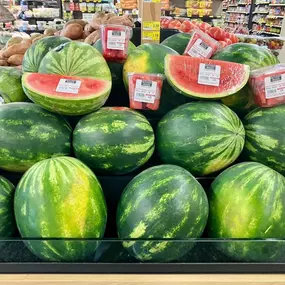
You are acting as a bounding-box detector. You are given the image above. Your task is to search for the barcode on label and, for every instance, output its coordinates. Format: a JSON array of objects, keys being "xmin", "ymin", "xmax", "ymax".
[
  {"xmin": 108, "ymin": 41, "xmax": 118, "ymax": 46},
  {"xmin": 205, "ymin": 64, "xmax": 216, "ymax": 71},
  {"xmin": 270, "ymin": 75, "xmax": 282, "ymax": 82},
  {"xmin": 199, "ymin": 76, "xmax": 210, "ymax": 81},
  {"xmin": 141, "ymin": 80, "xmax": 153, "ymax": 87},
  {"xmin": 135, "ymin": 92, "xmax": 145, "ymax": 98},
  {"xmin": 267, "ymin": 89, "xmax": 277, "ymax": 94},
  {"xmin": 112, "ymin": 31, "xmax": 122, "ymax": 36},
  {"xmin": 65, "ymin": 79, "xmax": 77, "ymax": 84},
  {"xmin": 199, "ymin": 41, "xmax": 209, "ymax": 50}
]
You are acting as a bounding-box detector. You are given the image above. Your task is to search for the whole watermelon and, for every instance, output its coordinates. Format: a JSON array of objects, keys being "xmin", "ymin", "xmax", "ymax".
[
  {"xmin": 0, "ymin": 103, "xmax": 72, "ymax": 172},
  {"xmin": 14, "ymin": 156, "xmax": 107, "ymax": 262},
  {"xmin": 212, "ymin": 43, "xmax": 279, "ymax": 117},
  {"xmin": 73, "ymin": 107, "xmax": 155, "ymax": 174},
  {"xmin": 22, "ymin": 36, "xmax": 71, "ymax": 73},
  {"xmin": 0, "ymin": 176, "xmax": 16, "ymax": 237},
  {"xmin": 208, "ymin": 162, "xmax": 285, "ymax": 262},
  {"xmin": 156, "ymin": 102, "xmax": 245, "ymax": 176},
  {"xmin": 123, "ymin": 43, "xmax": 192, "ymax": 117},
  {"xmin": 160, "ymin": 32, "xmax": 192, "ymax": 54},
  {"xmin": 242, "ymin": 105, "xmax": 285, "ymax": 175},
  {"xmin": 117, "ymin": 164, "xmax": 209, "ymax": 262},
  {"xmin": 0, "ymin": 67, "xmax": 27, "ymax": 103}
]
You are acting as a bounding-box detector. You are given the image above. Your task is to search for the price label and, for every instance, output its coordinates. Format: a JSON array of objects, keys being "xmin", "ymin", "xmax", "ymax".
[
  {"xmin": 188, "ymin": 39, "xmax": 213, "ymax": 59},
  {"xmin": 56, "ymin": 79, "xmax": 81, "ymax": 94},
  {"xmin": 107, "ymin": 30, "xmax": 126, "ymax": 50},
  {"xmin": 142, "ymin": 31, "xmax": 160, "ymax": 42},
  {"xmin": 144, "ymin": 0, "xmax": 161, "ymax": 3},
  {"xmin": 134, "ymin": 79, "xmax": 157, "ymax": 103},
  {"xmin": 143, "ymin": 21, "xmax": 160, "ymax": 30},
  {"xmin": 264, "ymin": 74, "xmax": 285, "ymax": 99},
  {"xmin": 198, "ymin": 63, "xmax": 221, "ymax": 87}
]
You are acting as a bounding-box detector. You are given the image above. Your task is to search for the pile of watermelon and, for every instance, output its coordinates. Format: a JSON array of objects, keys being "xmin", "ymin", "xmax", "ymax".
[{"xmin": 0, "ymin": 28, "xmax": 284, "ymax": 264}]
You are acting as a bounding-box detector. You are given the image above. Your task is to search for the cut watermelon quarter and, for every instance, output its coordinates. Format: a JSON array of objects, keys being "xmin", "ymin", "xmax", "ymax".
[
  {"xmin": 22, "ymin": 73, "xmax": 112, "ymax": 116},
  {"xmin": 165, "ymin": 55, "xmax": 250, "ymax": 99}
]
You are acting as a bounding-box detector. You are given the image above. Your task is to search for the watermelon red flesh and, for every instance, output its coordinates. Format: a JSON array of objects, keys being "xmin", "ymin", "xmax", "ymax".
[
  {"xmin": 22, "ymin": 73, "xmax": 111, "ymax": 116},
  {"xmin": 165, "ymin": 55, "xmax": 250, "ymax": 99}
]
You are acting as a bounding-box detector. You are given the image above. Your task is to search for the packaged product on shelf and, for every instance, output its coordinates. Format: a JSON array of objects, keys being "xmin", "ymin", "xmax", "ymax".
[
  {"xmin": 128, "ymin": 73, "xmax": 165, "ymax": 110},
  {"xmin": 250, "ymin": 64, "xmax": 285, "ymax": 107},
  {"xmin": 100, "ymin": 24, "xmax": 132, "ymax": 62},
  {"xmin": 183, "ymin": 30, "xmax": 220, "ymax": 59},
  {"xmin": 79, "ymin": 2, "xmax": 87, "ymax": 12}
]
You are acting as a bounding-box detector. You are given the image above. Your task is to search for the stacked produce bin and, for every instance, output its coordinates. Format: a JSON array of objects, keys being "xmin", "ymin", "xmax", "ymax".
[{"xmin": 0, "ymin": 15, "xmax": 285, "ymax": 273}]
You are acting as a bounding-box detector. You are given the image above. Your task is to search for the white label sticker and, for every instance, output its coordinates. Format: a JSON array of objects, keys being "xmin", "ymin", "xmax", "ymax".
[
  {"xmin": 264, "ymin": 74, "xmax": 285, "ymax": 99},
  {"xmin": 107, "ymin": 30, "xmax": 126, "ymax": 50},
  {"xmin": 188, "ymin": 39, "xmax": 213, "ymax": 59},
  {"xmin": 134, "ymin": 79, "xmax": 157, "ymax": 103},
  {"xmin": 198, "ymin": 63, "xmax": 221, "ymax": 87},
  {"xmin": 56, "ymin": 79, "xmax": 81, "ymax": 94}
]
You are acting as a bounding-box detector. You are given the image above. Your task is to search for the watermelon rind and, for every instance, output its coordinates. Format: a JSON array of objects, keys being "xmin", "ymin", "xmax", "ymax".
[
  {"xmin": 117, "ymin": 164, "xmax": 209, "ymax": 262},
  {"xmin": 156, "ymin": 101, "xmax": 245, "ymax": 176},
  {"xmin": 22, "ymin": 73, "xmax": 112, "ymax": 116},
  {"xmin": 14, "ymin": 156, "xmax": 107, "ymax": 262},
  {"xmin": 208, "ymin": 161, "xmax": 285, "ymax": 262},
  {"xmin": 242, "ymin": 105, "xmax": 285, "ymax": 175},
  {"xmin": 73, "ymin": 107, "xmax": 155, "ymax": 174},
  {"xmin": 0, "ymin": 102, "xmax": 72, "ymax": 172},
  {"xmin": 164, "ymin": 55, "xmax": 250, "ymax": 99}
]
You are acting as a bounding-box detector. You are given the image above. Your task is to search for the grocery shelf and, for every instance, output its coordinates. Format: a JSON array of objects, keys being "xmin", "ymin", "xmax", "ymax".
[
  {"xmin": 269, "ymin": 3, "xmax": 285, "ymax": 5},
  {"xmin": 265, "ymin": 24, "xmax": 282, "ymax": 28},
  {"xmin": 225, "ymin": 20, "xmax": 248, "ymax": 23},
  {"xmin": 253, "ymin": 11, "xmax": 269, "ymax": 14},
  {"xmin": 255, "ymin": 2, "xmax": 270, "ymax": 3},
  {"xmin": 258, "ymin": 30, "xmax": 281, "ymax": 35},
  {"xmin": 227, "ymin": 10, "xmax": 249, "ymax": 13},
  {"xmin": 228, "ymin": 4, "xmax": 238, "ymax": 6},
  {"xmin": 267, "ymin": 15, "xmax": 284, "ymax": 18}
]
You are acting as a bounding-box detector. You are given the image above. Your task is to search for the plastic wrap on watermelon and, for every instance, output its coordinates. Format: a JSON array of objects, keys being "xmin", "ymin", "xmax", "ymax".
[
  {"xmin": 128, "ymin": 73, "xmax": 165, "ymax": 111},
  {"xmin": 183, "ymin": 30, "xmax": 221, "ymax": 59},
  {"xmin": 250, "ymin": 64, "xmax": 285, "ymax": 107}
]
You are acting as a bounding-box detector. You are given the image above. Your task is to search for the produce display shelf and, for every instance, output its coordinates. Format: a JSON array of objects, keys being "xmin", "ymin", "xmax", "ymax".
[
  {"xmin": 255, "ymin": 1, "xmax": 270, "ymax": 3},
  {"xmin": 227, "ymin": 10, "xmax": 249, "ymax": 13},
  {"xmin": 265, "ymin": 24, "xmax": 282, "ymax": 27},
  {"xmin": 259, "ymin": 30, "xmax": 281, "ymax": 35},
  {"xmin": 269, "ymin": 3, "xmax": 285, "ymax": 5},
  {"xmin": 253, "ymin": 11, "xmax": 269, "ymax": 13},
  {"xmin": 228, "ymin": 4, "xmax": 238, "ymax": 6},
  {"xmin": 225, "ymin": 20, "xmax": 247, "ymax": 23}
]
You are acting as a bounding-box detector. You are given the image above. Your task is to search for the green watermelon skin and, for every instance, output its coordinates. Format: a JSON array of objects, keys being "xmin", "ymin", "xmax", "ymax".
[
  {"xmin": 73, "ymin": 107, "xmax": 155, "ymax": 175},
  {"xmin": 0, "ymin": 67, "xmax": 27, "ymax": 103},
  {"xmin": 208, "ymin": 162, "xmax": 285, "ymax": 262},
  {"xmin": 0, "ymin": 103, "xmax": 72, "ymax": 172},
  {"xmin": 243, "ymin": 105, "xmax": 285, "ymax": 175},
  {"xmin": 0, "ymin": 176, "xmax": 16, "ymax": 237},
  {"xmin": 38, "ymin": 41, "xmax": 111, "ymax": 81},
  {"xmin": 156, "ymin": 102, "xmax": 245, "ymax": 176},
  {"xmin": 160, "ymin": 32, "xmax": 192, "ymax": 54},
  {"xmin": 22, "ymin": 36, "xmax": 71, "ymax": 73},
  {"xmin": 14, "ymin": 156, "xmax": 107, "ymax": 262},
  {"xmin": 117, "ymin": 164, "xmax": 209, "ymax": 262},
  {"xmin": 123, "ymin": 43, "xmax": 192, "ymax": 117},
  {"xmin": 212, "ymin": 43, "xmax": 279, "ymax": 69}
]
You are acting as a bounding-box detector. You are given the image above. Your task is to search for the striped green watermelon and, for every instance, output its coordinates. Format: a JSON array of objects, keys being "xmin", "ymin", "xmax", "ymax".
[
  {"xmin": 212, "ymin": 43, "xmax": 279, "ymax": 116},
  {"xmin": 0, "ymin": 67, "xmax": 27, "ymax": 104},
  {"xmin": 123, "ymin": 43, "xmax": 192, "ymax": 116},
  {"xmin": 242, "ymin": 105, "xmax": 285, "ymax": 175},
  {"xmin": 22, "ymin": 36, "xmax": 71, "ymax": 73},
  {"xmin": 160, "ymin": 32, "xmax": 192, "ymax": 54},
  {"xmin": 156, "ymin": 102, "xmax": 245, "ymax": 176},
  {"xmin": 22, "ymin": 41, "xmax": 112, "ymax": 116},
  {"xmin": 14, "ymin": 156, "xmax": 107, "ymax": 262},
  {"xmin": 73, "ymin": 107, "xmax": 154, "ymax": 174},
  {"xmin": 0, "ymin": 103, "xmax": 72, "ymax": 172},
  {"xmin": 208, "ymin": 162, "xmax": 285, "ymax": 262},
  {"xmin": 0, "ymin": 176, "xmax": 16, "ymax": 237},
  {"xmin": 117, "ymin": 164, "xmax": 209, "ymax": 262}
]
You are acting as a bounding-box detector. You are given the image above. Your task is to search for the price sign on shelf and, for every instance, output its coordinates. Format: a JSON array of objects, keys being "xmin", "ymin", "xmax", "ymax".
[
  {"xmin": 142, "ymin": 31, "xmax": 160, "ymax": 42},
  {"xmin": 143, "ymin": 21, "xmax": 160, "ymax": 30},
  {"xmin": 198, "ymin": 63, "xmax": 221, "ymax": 87}
]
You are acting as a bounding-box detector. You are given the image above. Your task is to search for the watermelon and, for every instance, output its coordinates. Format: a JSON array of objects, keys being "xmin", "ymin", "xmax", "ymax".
[
  {"xmin": 116, "ymin": 164, "xmax": 209, "ymax": 262},
  {"xmin": 22, "ymin": 41, "xmax": 112, "ymax": 115},
  {"xmin": 212, "ymin": 43, "xmax": 279, "ymax": 69},
  {"xmin": 22, "ymin": 73, "xmax": 112, "ymax": 116},
  {"xmin": 164, "ymin": 55, "xmax": 250, "ymax": 99},
  {"xmin": 14, "ymin": 156, "xmax": 107, "ymax": 262},
  {"xmin": 208, "ymin": 162, "xmax": 285, "ymax": 262},
  {"xmin": 123, "ymin": 43, "xmax": 192, "ymax": 116},
  {"xmin": 160, "ymin": 32, "xmax": 192, "ymax": 54},
  {"xmin": 0, "ymin": 103, "xmax": 72, "ymax": 172},
  {"xmin": 0, "ymin": 176, "xmax": 16, "ymax": 237},
  {"xmin": 242, "ymin": 105, "xmax": 285, "ymax": 175},
  {"xmin": 22, "ymin": 36, "xmax": 71, "ymax": 73},
  {"xmin": 73, "ymin": 107, "xmax": 155, "ymax": 175},
  {"xmin": 0, "ymin": 67, "xmax": 27, "ymax": 103},
  {"xmin": 156, "ymin": 102, "xmax": 245, "ymax": 176},
  {"xmin": 213, "ymin": 43, "xmax": 278, "ymax": 116}
]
